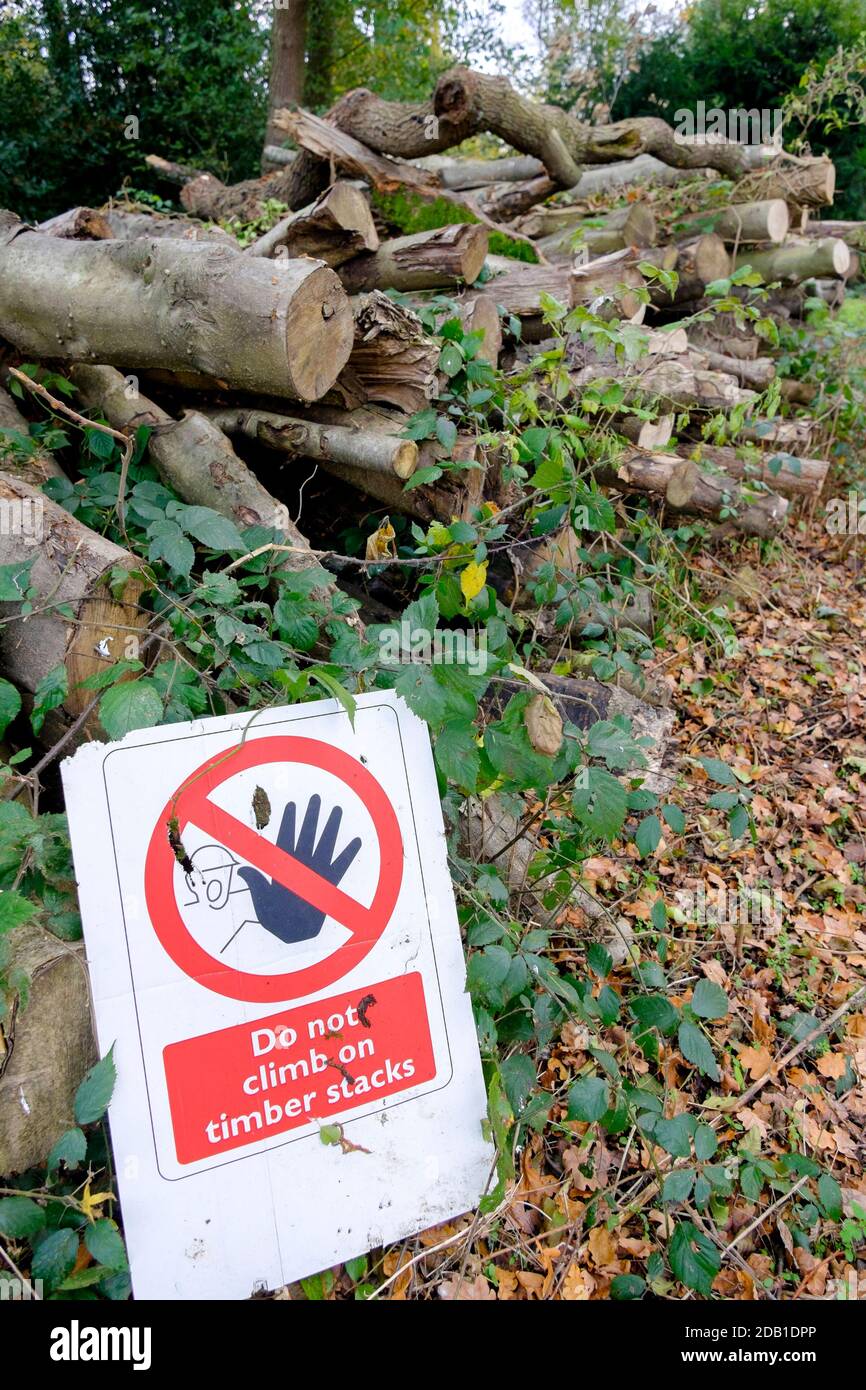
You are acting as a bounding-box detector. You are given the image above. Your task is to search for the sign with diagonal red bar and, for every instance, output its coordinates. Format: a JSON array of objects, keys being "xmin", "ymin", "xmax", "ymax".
[{"xmin": 144, "ymin": 735, "xmax": 404, "ymax": 1003}]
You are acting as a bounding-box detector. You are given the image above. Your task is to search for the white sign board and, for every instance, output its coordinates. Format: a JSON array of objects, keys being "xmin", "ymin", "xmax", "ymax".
[{"xmin": 62, "ymin": 692, "xmax": 492, "ymax": 1300}]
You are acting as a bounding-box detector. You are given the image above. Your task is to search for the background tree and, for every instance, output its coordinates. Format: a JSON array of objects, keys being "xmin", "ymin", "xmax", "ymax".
[{"xmin": 265, "ymin": 0, "xmax": 308, "ymax": 149}]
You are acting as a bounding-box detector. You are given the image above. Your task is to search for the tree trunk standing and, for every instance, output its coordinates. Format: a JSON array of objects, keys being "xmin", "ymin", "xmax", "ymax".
[
  {"xmin": 0, "ymin": 217, "xmax": 354, "ymax": 402},
  {"xmin": 304, "ymin": 0, "xmax": 338, "ymax": 109},
  {"xmin": 265, "ymin": 0, "xmax": 308, "ymax": 150}
]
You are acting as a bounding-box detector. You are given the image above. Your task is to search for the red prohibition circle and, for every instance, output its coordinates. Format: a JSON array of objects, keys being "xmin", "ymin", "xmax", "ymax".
[{"xmin": 144, "ymin": 735, "xmax": 404, "ymax": 1002}]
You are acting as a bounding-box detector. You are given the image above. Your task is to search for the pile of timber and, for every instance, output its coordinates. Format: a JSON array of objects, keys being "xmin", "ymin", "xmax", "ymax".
[
  {"xmin": 1, "ymin": 69, "xmax": 856, "ymax": 1173},
  {"xmin": 0, "ymin": 69, "xmax": 851, "ymax": 735}
]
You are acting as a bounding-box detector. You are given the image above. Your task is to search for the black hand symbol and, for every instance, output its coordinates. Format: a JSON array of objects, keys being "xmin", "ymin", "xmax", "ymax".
[{"xmin": 238, "ymin": 795, "xmax": 361, "ymax": 945}]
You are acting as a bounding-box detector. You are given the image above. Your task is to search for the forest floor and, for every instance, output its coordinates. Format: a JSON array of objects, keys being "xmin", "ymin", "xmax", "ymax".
[{"xmin": 323, "ymin": 515, "xmax": 866, "ymax": 1301}]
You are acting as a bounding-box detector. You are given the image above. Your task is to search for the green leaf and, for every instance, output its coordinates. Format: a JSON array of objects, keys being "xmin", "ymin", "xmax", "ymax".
[
  {"xmin": 586, "ymin": 719, "xmax": 646, "ymax": 770},
  {"xmin": 435, "ymin": 415, "xmax": 458, "ymax": 450},
  {"xmin": 176, "ymin": 506, "xmax": 244, "ymax": 551},
  {"xmin": 587, "ymin": 942, "xmax": 612, "ymax": 979},
  {"xmin": 691, "ymin": 979, "xmax": 729, "ymax": 1020},
  {"xmin": 0, "ymin": 1196, "xmax": 46, "ymax": 1238},
  {"xmin": 729, "ymin": 803, "xmax": 751, "ymax": 840},
  {"xmin": 669, "ymin": 1220, "xmax": 720, "ymax": 1296},
  {"xmin": 635, "ymin": 814, "xmax": 663, "ymax": 857},
  {"xmin": 0, "ymin": 889, "xmax": 37, "ymax": 934},
  {"xmin": 74, "ymin": 1047, "xmax": 116, "ymax": 1125},
  {"xmin": 85, "ymin": 1219, "xmax": 127, "ymax": 1271},
  {"xmin": 566, "ymin": 1075, "xmax": 610, "ymax": 1123},
  {"xmin": 31, "ymin": 663, "xmax": 68, "ymax": 734},
  {"xmin": 76, "ymin": 659, "xmax": 144, "ymax": 692},
  {"xmin": 403, "ymin": 465, "xmax": 444, "ymax": 491},
  {"xmin": 99, "ymin": 680, "xmax": 163, "ymax": 739},
  {"xmin": 678, "ymin": 1020, "xmax": 720, "ymax": 1081},
  {"xmin": 740, "ymin": 1162, "xmax": 764, "ymax": 1202},
  {"xmin": 434, "ymin": 720, "xmax": 480, "ymax": 792},
  {"xmin": 630, "ymin": 994, "xmax": 679, "ymax": 1037},
  {"xmin": 501, "ymin": 1053, "xmax": 536, "ymax": 1116},
  {"xmin": 47, "ymin": 1127, "xmax": 88, "ymax": 1174},
  {"xmin": 274, "ymin": 594, "xmax": 319, "ymax": 651},
  {"xmin": 439, "ymin": 343, "xmax": 464, "ymax": 377},
  {"xmin": 654, "ymin": 1113, "xmax": 695, "ymax": 1158},
  {"xmin": 817, "ymin": 1171, "xmax": 843, "ymax": 1221},
  {"xmin": 147, "ymin": 518, "xmax": 195, "ymax": 576},
  {"xmin": 662, "ymin": 804, "xmax": 686, "ymax": 834},
  {"xmin": 31, "ymin": 1228, "xmax": 79, "ymax": 1289},
  {"xmin": 662, "ymin": 1168, "xmax": 697, "ymax": 1203},
  {"xmin": 694, "ymin": 1124, "xmax": 718, "ymax": 1161},
  {"xmin": 0, "ymin": 558, "xmax": 34, "ymax": 601},
  {"xmin": 0, "ymin": 679, "xmax": 21, "ymax": 737},
  {"xmin": 572, "ymin": 767, "xmax": 628, "ymax": 840},
  {"xmin": 700, "ymin": 756, "xmax": 737, "ymax": 786},
  {"xmin": 610, "ymin": 1274, "xmax": 645, "ymax": 1300}
]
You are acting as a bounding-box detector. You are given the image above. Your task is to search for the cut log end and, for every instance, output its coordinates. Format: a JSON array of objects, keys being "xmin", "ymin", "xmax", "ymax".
[{"xmin": 283, "ymin": 262, "xmax": 357, "ymax": 401}]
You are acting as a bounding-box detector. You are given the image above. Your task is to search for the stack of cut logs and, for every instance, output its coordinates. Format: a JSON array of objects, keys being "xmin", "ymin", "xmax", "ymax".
[
  {"xmin": 0, "ymin": 65, "xmax": 857, "ymax": 739},
  {"xmin": 2, "ymin": 65, "xmax": 861, "ymax": 1174}
]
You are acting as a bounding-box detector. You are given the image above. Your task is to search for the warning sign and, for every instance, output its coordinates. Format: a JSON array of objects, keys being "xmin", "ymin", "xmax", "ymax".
[{"xmin": 62, "ymin": 693, "xmax": 492, "ymax": 1301}]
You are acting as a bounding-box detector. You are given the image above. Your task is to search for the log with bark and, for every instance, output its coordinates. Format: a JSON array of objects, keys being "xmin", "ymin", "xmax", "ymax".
[
  {"xmin": 687, "ymin": 348, "xmax": 776, "ymax": 391},
  {"xmin": 100, "ymin": 207, "xmax": 239, "ymax": 246},
  {"xmin": 204, "ymin": 406, "xmax": 419, "ymax": 480},
  {"xmin": 650, "ymin": 234, "xmax": 731, "ymax": 305},
  {"xmin": 570, "ymin": 357, "xmax": 756, "ymax": 413},
  {"xmin": 0, "ymin": 213, "xmax": 354, "ymax": 402},
  {"xmin": 243, "ymin": 180, "xmax": 379, "ymax": 264},
  {"xmin": 37, "ymin": 206, "xmax": 113, "ymax": 240},
  {"xmin": 671, "ymin": 198, "xmax": 790, "ymax": 246},
  {"xmin": 0, "ymin": 923, "xmax": 95, "ymax": 1176},
  {"xmin": 802, "ymin": 218, "xmax": 866, "ymax": 249},
  {"xmin": 734, "ymin": 155, "xmax": 836, "ymax": 211},
  {"xmin": 734, "ymin": 237, "xmax": 851, "ymax": 284},
  {"xmin": 603, "ymin": 450, "xmax": 789, "ymax": 536},
  {"xmin": 412, "ymin": 154, "xmax": 547, "ymax": 188},
  {"xmin": 676, "ymin": 442, "xmax": 828, "ymax": 498},
  {"xmin": 0, "ymin": 473, "xmax": 148, "ymax": 715},
  {"xmin": 688, "ymin": 321, "xmax": 760, "ymax": 360},
  {"xmin": 518, "ymin": 201, "xmax": 657, "ymax": 250},
  {"xmin": 272, "ymin": 107, "xmax": 539, "ymax": 256},
  {"xmin": 570, "ymin": 246, "xmax": 653, "ymax": 322},
  {"xmin": 475, "ymin": 175, "xmax": 558, "ymax": 222},
  {"xmin": 338, "ymin": 223, "xmax": 488, "ymax": 293},
  {"xmin": 457, "ymin": 292, "xmax": 503, "ymax": 366}
]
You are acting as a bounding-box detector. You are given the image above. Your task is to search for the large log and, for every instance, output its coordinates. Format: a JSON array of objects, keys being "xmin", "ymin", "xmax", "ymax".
[
  {"xmin": 204, "ymin": 407, "xmax": 418, "ymax": 479},
  {"xmin": 269, "ymin": 68, "xmax": 749, "ymax": 219},
  {"xmin": 651, "ymin": 234, "xmax": 731, "ymax": 305},
  {"xmin": 0, "ymin": 213, "xmax": 354, "ymax": 402},
  {"xmin": 413, "ymin": 154, "xmax": 546, "ymax": 188},
  {"xmin": 734, "ymin": 155, "xmax": 836, "ymax": 210},
  {"xmin": 0, "ymin": 924, "xmax": 95, "ymax": 1177},
  {"xmin": 567, "ymin": 154, "xmax": 715, "ymax": 199},
  {"xmin": 0, "ymin": 473, "xmax": 148, "ymax": 713},
  {"xmin": 688, "ymin": 321, "xmax": 760, "ymax": 360},
  {"xmin": 571, "ymin": 246, "xmax": 653, "ymax": 321},
  {"xmin": 0, "ymin": 383, "xmax": 66, "ymax": 487},
  {"xmin": 803, "ymin": 218, "xmax": 866, "ymax": 249},
  {"xmin": 672, "ymin": 199, "xmax": 789, "ymax": 246},
  {"xmin": 606, "ymin": 450, "xmax": 789, "ymax": 536},
  {"xmin": 475, "ymin": 175, "xmax": 558, "ymax": 222},
  {"xmin": 243, "ymin": 181, "xmax": 379, "ymax": 265},
  {"xmin": 338, "ymin": 223, "xmax": 488, "ymax": 293},
  {"xmin": 677, "ymin": 442, "xmax": 828, "ymax": 498},
  {"xmin": 734, "ymin": 237, "xmax": 851, "ymax": 284},
  {"xmin": 518, "ymin": 201, "xmax": 657, "ymax": 247},
  {"xmin": 571, "ymin": 357, "xmax": 755, "ymax": 413},
  {"xmin": 69, "ymin": 365, "xmax": 310, "ymax": 541},
  {"xmin": 687, "ymin": 348, "xmax": 776, "ymax": 391}
]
